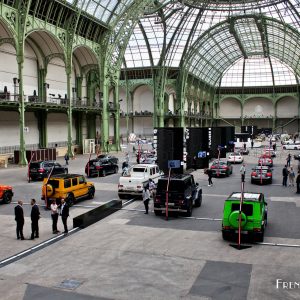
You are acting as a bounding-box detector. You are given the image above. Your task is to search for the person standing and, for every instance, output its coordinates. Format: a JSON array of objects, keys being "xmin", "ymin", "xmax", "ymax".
[
  {"xmin": 207, "ymin": 168, "xmax": 213, "ymax": 186},
  {"xmin": 50, "ymin": 199, "xmax": 60, "ymax": 234},
  {"xmin": 251, "ymin": 140, "xmax": 254, "ymax": 149},
  {"xmin": 142, "ymin": 184, "xmax": 150, "ymax": 214},
  {"xmin": 64, "ymin": 152, "xmax": 69, "ymax": 165},
  {"xmin": 14, "ymin": 200, "xmax": 24, "ymax": 240},
  {"xmin": 60, "ymin": 198, "xmax": 69, "ymax": 234},
  {"xmin": 286, "ymin": 153, "xmax": 291, "ymax": 167},
  {"xmin": 240, "ymin": 163, "xmax": 246, "ymax": 182},
  {"xmin": 296, "ymin": 171, "xmax": 300, "ymax": 193},
  {"xmin": 30, "ymin": 199, "xmax": 40, "ymax": 240},
  {"xmin": 288, "ymin": 166, "xmax": 295, "ymax": 187},
  {"xmin": 149, "ymin": 178, "xmax": 156, "ymax": 199},
  {"xmin": 282, "ymin": 165, "xmax": 289, "ymax": 187}
]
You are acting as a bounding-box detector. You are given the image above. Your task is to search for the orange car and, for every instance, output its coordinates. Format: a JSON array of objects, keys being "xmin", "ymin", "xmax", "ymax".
[{"xmin": 0, "ymin": 185, "xmax": 13, "ymax": 204}]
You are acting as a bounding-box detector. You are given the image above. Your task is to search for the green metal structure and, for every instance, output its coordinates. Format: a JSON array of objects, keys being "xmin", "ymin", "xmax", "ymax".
[{"xmin": 0, "ymin": 1, "xmax": 300, "ymax": 164}]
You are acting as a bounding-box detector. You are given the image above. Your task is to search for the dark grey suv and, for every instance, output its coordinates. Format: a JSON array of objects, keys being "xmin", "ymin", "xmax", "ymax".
[
  {"xmin": 154, "ymin": 174, "xmax": 202, "ymax": 217},
  {"xmin": 29, "ymin": 161, "xmax": 68, "ymax": 181}
]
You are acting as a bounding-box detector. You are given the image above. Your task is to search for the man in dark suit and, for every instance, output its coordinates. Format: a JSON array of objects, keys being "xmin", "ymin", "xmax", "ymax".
[
  {"xmin": 60, "ymin": 198, "xmax": 69, "ymax": 234},
  {"xmin": 14, "ymin": 200, "xmax": 25, "ymax": 240},
  {"xmin": 30, "ymin": 199, "xmax": 40, "ymax": 239}
]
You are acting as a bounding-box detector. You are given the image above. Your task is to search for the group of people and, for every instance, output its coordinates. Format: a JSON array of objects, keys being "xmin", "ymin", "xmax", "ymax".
[
  {"xmin": 282, "ymin": 165, "xmax": 300, "ymax": 192},
  {"xmin": 14, "ymin": 198, "xmax": 70, "ymax": 240}
]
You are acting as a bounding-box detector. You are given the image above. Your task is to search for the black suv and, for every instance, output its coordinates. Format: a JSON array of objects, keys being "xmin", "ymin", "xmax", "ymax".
[
  {"xmin": 85, "ymin": 157, "xmax": 119, "ymax": 177},
  {"xmin": 29, "ymin": 161, "xmax": 68, "ymax": 181},
  {"xmin": 154, "ymin": 174, "xmax": 202, "ymax": 217}
]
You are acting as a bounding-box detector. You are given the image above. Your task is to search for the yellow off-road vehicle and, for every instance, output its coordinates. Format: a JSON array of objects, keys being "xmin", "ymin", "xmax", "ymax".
[{"xmin": 42, "ymin": 174, "xmax": 95, "ymax": 208}]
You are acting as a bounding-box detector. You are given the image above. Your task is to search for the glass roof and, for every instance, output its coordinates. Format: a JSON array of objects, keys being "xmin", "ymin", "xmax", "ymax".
[
  {"xmin": 123, "ymin": 0, "xmax": 300, "ymax": 87},
  {"xmin": 65, "ymin": 0, "xmax": 134, "ymax": 25}
]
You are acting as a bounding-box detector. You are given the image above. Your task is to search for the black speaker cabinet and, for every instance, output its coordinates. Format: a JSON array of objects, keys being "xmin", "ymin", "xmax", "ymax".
[{"xmin": 153, "ymin": 128, "xmax": 184, "ymax": 174}]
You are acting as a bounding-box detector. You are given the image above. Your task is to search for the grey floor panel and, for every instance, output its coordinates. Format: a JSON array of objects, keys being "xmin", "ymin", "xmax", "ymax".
[
  {"xmin": 189, "ymin": 261, "xmax": 252, "ymax": 300},
  {"xmin": 24, "ymin": 284, "xmax": 111, "ymax": 300}
]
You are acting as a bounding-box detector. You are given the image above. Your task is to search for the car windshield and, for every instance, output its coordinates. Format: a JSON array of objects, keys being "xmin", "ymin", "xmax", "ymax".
[
  {"xmin": 30, "ymin": 162, "xmax": 41, "ymax": 168},
  {"xmin": 132, "ymin": 167, "xmax": 146, "ymax": 173},
  {"xmin": 231, "ymin": 203, "xmax": 253, "ymax": 216},
  {"xmin": 212, "ymin": 161, "xmax": 226, "ymax": 166}
]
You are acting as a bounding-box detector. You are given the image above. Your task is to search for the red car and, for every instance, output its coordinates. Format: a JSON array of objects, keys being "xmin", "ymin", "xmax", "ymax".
[
  {"xmin": 0, "ymin": 185, "xmax": 13, "ymax": 204},
  {"xmin": 251, "ymin": 166, "xmax": 273, "ymax": 184},
  {"xmin": 258, "ymin": 155, "xmax": 273, "ymax": 167}
]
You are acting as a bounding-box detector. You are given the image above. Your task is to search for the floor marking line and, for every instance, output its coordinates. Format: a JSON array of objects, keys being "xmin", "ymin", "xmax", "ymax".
[{"xmin": 258, "ymin": 242, "xmax": 300, "ymax": 248}]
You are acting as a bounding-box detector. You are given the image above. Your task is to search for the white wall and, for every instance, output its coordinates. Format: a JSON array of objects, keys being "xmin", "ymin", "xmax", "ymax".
[
  {"xmin": 24, "ymin": 112, "xmax": 39, "ymax": 145},
  {"xmin": 0, "ymin": 111, "xmax": 19, "ymax": 146},
  {"xmin": 23, "ymin": 43, "xmax": 38, "ymax": 97},
  {"xmin": 47, "ymin": 113, "xmax": 68, "ymax": 143},
  {"xmin": 219, "ymin": 98, "xmax": 241, "ymax": 117},
  {"xmin": 277, "ymin": 97, "xmax": 298, "ymax": 118},
  {"xmin": 133, "ymin": 86, "xmax": 153, "ymax": 112},
  {"xmin": 46, "ymin": 58, "xmax": 67, "ymax": 100},
  {"xmin": 133, "ymin": 117, "xmax": 153, "ymax": 136},
  {"xmin": 243, "ymin": 98, "xmax": 274, "ymax": 117},
  {"xmin": 0, "ymin": 43, "xmax": 18, "ymax": 93}
]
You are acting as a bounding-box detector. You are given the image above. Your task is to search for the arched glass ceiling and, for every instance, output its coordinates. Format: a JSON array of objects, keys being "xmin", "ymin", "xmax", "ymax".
[
  {"xmin": 221, "ymin": 57, "xmax": 297, "ymax": 87},
  {"xmin": 64, "ymin": 0, "xmax": 134, "ymax": 25},
  {"xmin": 124, "ymin": 0, "xmax": 300, "ymax": 87}
]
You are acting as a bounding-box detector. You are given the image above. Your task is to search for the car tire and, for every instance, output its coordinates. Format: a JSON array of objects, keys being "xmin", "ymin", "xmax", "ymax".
[
  {"xmin": 255, "ymin": 228, "xmax": 264, "ymax": 243},
  {"xmin": 229, "ymin": 211, "xmax": 247, "ymax": 228},
  {"xmin": 2, "ymin": 191, "xmax": 12, "ymax": 204},
  {"xmin": 102, "ymin": 169, "xmax": 106, "ymax": 177},
  {"xmin": 154, "ymin": 209, "xmax": 162, "ymax": 216},
  {"xmin": 222, "ymin": 231, "xmax": 230, "ymax": 241},
  {"xmin": 251, "ymin": 179, "xmax": 254, "ymax": 184},
  {"xmin": 66, "ymin": 193, "xmax": 74, "ymax": 207},
  {"xmin": 185, "ymin": 201, "xmax": 193, "ymax": 217},
  {"xmin": 88, "ymin": 186, "xmax": 95, "ymax": 199},
  {"xmin": 114, "ymin": 166, "xmax": 119, "ymax": 174},
  {"xmin": 283, "ymin": 146, "xmax": 286, "ymax": 150},
  {"xmin": 195, "ymin": 194, "xmax": 202, "ymax": 207}
]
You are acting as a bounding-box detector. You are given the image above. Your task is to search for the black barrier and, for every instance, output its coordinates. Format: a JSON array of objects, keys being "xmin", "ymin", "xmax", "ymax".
[{"xmin": 73, "ymin": 199, "xmax": 122, "ymax": 228}]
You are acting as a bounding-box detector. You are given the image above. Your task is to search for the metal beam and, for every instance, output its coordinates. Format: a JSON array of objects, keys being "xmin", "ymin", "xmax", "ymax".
[
  {"xmin": 255, "ymin": 17, "xmax": 269, "ymax": 58},
  {"xmin": 229, "ymin": 18, "xmax": 248, "ymax": 59}
]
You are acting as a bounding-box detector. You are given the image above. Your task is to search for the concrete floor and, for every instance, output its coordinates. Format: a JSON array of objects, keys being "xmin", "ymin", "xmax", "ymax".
[{"xmin": 0, "ymin": 144, "xmax": 300, "ymax": 300}]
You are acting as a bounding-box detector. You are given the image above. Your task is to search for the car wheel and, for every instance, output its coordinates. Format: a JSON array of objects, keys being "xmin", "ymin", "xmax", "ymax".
[
  {"xmin": 283, "ymin": 146, "xmax": 286, "ymax": 150},
  {"xmin": 2, "ymin": 191, "xmax": 12, "ymax": 204},
  {"xmin": 114, "ymin": 166, "xmax": 119, "ymax": 174},
  {"xmin": 64, "ymin": 169, "xmax": 68, "ymax": 174},
  {"xmin": 251, "ymin": 179, "xmax": 254, "ymax": 184},
  {"xmin": 222, "ymin": 231, "xmax": 230, "ymax": 241},
  {"xmin": 66, "ymin": 193, "xmax": 74, "ymax": 207},
  {"xmin": 255, "ymin": 228, "xmax": 264, "ymax": 243},
  {"xmin": 88, "ymin": 186, "xmax": 95, "ymax": 199},
  {"xmin": 185, "ymin": 201, "xmax": 193, "ymax": 217},
  {"xmin": 154, "ymin": 209, "xmax": 162, "ymax": 216},
  {"xmin": 102, "ymin": 169, "xmax": 106, "ymax": 177},
  {"xmin": 229, "ymin": 211, "xmax": 247, "ymax": 228},
  {"xmin": 195, "ymin": 194, "xmax": 202, "ymax": 207}
]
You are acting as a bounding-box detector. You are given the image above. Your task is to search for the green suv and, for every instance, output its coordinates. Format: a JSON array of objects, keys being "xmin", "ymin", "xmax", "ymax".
[{"xmin": 222, "ymin": 192, "xmax": 267, "ymax": 242}]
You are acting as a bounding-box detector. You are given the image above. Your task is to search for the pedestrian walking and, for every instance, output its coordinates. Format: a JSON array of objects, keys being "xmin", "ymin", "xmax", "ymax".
[
  {"xmin": 240, "ymin": 163, "xmax": 246, "ymax": 182},
  {"xmin": 296, "ymin": 171, "xmax": 300, "ymax": 193},
  {"xmin": 282, "ymin": 165, "xmax": 289, "ymax": 187},
  {"xmin": 288, "ymin": 167, "xmax": 295, "ymax": 187},
  {"xmin": 14, "ymin": 200, "xmax": 24, "ymax": 240},
  {"xmin": 50, "ymin": 199, "xmax": 60, "ymax": 234},
  {"xmin": 60, "ymin": 198, "xmax": 69, "ymax": 234},
  {"xmin": 207, "ymin": 168, "xmax": 213, "ymax": 186},
  {"xmin": 30, "ymin": 199, "xmax": 40, "ymax": 240},
  {"xmin": 251, "ymin": 140, "xmax": 254, "ymax": 149},
  {"xmin": 142, "ymin": 184, "xmax": 150, "ymax": 214},
  {"xmin": 243, "ymin": 143, "xmax": 246, "ymax": 151},
  {"xmin": 286, "ymin": 153, "xmax": 291, "ymax": 167},
  {"xmin": 64, "ymin": 152, "xmax": 69, "ymax": 165}
]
